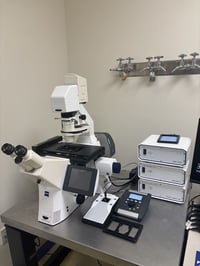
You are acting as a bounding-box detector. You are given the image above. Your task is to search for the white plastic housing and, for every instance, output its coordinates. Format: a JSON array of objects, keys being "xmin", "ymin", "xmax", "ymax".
[
  {"xmin": 64, "ymin": 73, "xmax": 88, "ymax": 103},
  {"xmin": 138, "ymin": 160, "xmax": 190, "ymax": 185},
  {"xmin": 83, "ymin": 193, "xmax": 119, "ymax": 226},
  {"xmin": 38, "ymin": 183, "xmax": 79, "ymax": 225},
  {"xmin": 95, "ymin": 157, "xmax": 117, "ymax": 176},
  {"xmin": 21, "ymin": 150, "xmax": 44, "ymax": 170},
  {"xmin": 51, "ymin": 85, "xmax": 79, "ymax": 113},
  {"xmin": 138, "ymin": 135, "xmax": 191, "ymax": 166},
  {"xmin": 20, "ymin": 157, "xmax": 70, "ymax": 189},
  {"xmin": 138, "ymin": 178, "xmax": 189, "ymax": 204}
]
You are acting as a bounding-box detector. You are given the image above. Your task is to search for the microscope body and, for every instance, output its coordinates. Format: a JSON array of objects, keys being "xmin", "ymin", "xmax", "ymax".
[
  {"xmin": 1, "ymin": 143, "xmax": 80, "ymax": 225},
  {"xmin": 50, "ymin": 73, "xmax": 120, "ymax": 193},
  {"xmin": 35, "ymin": 157, "xmax": 79, "ymax": 225},
  {"xmin": 1, "ymin": 74, "xmax": 120, "ymax": 225},
  {"xmin": 38, "ymin": 180, "xmax": 79, "ymax": 225},
  {"xmin": 51, "ymin": 74, "xmax": 99, "ymax": 145}
]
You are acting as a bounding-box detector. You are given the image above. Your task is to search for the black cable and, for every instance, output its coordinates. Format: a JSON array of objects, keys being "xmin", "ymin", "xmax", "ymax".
[
  {"xmin": 187, "ymin": 194, "xmax": 200, "ymax": 210},
  {"xmin": 187, "ymin": 203, "xmax": 200, "ymax": 211},
  {"xmin": 109, "ymin": 177, "xmax": 131, "ymax": 187},
  {"xmin": 112, "ymin": 183, "xmax": 130, "ymax": 194},
  {"xmin": 189, "ymin": 194, "xmax": 200, "ymax": 202},
  {"xmin": 121, "ymin": 161, "xmax": 138, "ymax": 169},
  {"xmin": 109, "ymin": 169, "xmax": 138, "ymax": 188},
  {"xmin": 106, "ymin": 165, "xmax": 138, "ymax": 195},
  {"xmin": 187, "ymin": 194, "xmax": 200, "ymax": 214},
  {"xmin": 110, "ymin": 175, "xmax": 130, "ymax": 180},
  {"xmin": 187, "ymin": 208, "xmax": 200, "ymax": 220},
  {"xmin": 109, "ymin": 176, "xmax": 134, "ymax": 188},
  {"xmin": 97, "ymin": 259, "xmax": 103, "ymax": 266},
  {"xmin": 186, "ymin": 194, "xmax": 200, "ymax": 231},
  {"xmin": 110, "ymin": 176, "xmax": 136, "ymax": 194}
]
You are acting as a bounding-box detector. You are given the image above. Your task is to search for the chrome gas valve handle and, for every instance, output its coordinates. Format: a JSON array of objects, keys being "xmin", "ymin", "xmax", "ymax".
[
  {"xmin": 116, "ymin": 57, "xmax": 126, "ymax": 71},
  {"xmin": 126, "ymin": 57, "xmax": 134, "ymax": 72},
  {"xmin": 190, "ymin": 52, "xmax": 200, "ymax": 69},
  {"xmin": 141, "ymin": 57, "xmax": 155, "ymax": 81},
  {"xmin": 110, "ymin": 57, "xmax": 126, "ymax": 72},
  {"xmin": 171, "ymin": 54, "xmax": 187, "ymax": 73},
  {"xmin": 154, "ymin": 56, "xmax": 166, "ymax": 72},
  {"xmin": 143, "ymin": 56, "xmax": 153, "ymax": 71}
]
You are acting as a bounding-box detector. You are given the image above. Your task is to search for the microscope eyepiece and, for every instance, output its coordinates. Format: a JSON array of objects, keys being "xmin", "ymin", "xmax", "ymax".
[
  {"xmin": 15, "ymin": 145, "xmax": 27, "ymax": 157},
  {"xmin": 1, "ymin": 143, "xmax": 15, "ymax": 155},
  {"xmin": 76, "ymin": 194, "xmax": 85, "ymax": 205}
]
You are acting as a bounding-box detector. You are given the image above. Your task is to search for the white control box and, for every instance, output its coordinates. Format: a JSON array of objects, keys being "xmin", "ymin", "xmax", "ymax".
[
  {"xmin": 138, "ymin": 161, "xmax": 190, "ymax": 185},
  {"xmin": 82, "ymin": 193, "xmax": 119, "ymax": 227},
  {"xmin": 138, "ymin": 178, "xmax": 190, "ymax": 204},
  {"xmin": 138, "ymin": 135, "xmax": 191, "ymax": 166}
]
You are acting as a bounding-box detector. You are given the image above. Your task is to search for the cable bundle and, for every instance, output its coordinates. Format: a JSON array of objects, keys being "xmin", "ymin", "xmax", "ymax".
[{"xmin": 186, "ymin": 195, "xmax": 200, "ymax": 231}]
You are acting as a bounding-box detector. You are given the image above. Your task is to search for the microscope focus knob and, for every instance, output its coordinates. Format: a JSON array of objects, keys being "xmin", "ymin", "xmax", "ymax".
[
  {"xmin": 76, "ymin": 194, "xmax": 85, "ymax": 205},
  {"xmin": 14, "ymin": 156, "xmax": 23, "ymax": 164},
  {"xmin": 112, "ymin": 162, "xmax": 121, "ymax": 174},
  {"xmin": 79, "ymin": 114, "xmax": 86, "ymax": 120},
  {"xmin": 1, "ymin": 143, "xmax": 15, "ymax": 155}
]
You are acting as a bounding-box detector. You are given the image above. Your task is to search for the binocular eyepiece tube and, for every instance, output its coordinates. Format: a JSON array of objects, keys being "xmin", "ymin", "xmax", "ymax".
[
  {"xmin": 1, "ymin": 143, "xmax": 27, "ymax": 157},
  {"xmin": 1, "ymin": 143, "xmax": 44, "ymax": 171}
]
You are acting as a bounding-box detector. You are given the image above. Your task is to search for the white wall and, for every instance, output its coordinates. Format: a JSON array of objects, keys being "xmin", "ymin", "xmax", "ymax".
[
  {"xmin": 0, "ymin": 0, "xmax": 68, "ymax": 227},
  {"xmin": 1, "ymin": 0, "xmax": 200, "ymax": 228},
  {"xmin": 65, "ymin": 0, "xmax": 200, "ymax": 165},
  {"xmin": 0, "ymin": 1, "xmax": 199, "ymax": 260}
]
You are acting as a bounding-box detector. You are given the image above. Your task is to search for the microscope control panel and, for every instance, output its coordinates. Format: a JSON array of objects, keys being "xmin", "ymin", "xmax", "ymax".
[{"xmin": 115, "ymin": 190, "xmax": 151, "ymax": 221}]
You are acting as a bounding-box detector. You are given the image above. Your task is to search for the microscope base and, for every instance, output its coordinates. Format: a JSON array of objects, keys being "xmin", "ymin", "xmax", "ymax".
[{"xmin": 38, "ymin": 183, "xmax": 79, "ymax": 225}]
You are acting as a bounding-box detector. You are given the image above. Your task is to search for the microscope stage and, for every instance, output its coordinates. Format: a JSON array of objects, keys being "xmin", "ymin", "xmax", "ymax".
[{"xmin": 32, "ymin": 136, "xmax": 105, "ymax": 164}]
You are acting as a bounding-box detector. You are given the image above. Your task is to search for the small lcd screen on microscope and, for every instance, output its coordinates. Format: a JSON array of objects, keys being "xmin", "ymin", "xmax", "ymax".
[
  {"xmin": 129, "ymin": 193, "xmax": 143, "ymax": 201},
  {"xmin": 63, "ymin": 165, "xmax": 97, "ymax": 196}
]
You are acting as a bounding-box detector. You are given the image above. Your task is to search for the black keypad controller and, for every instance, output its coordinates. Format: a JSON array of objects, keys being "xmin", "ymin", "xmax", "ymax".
[{"xmin": 114, "ymin": 190, "xmax": 151, "ymax": 222}]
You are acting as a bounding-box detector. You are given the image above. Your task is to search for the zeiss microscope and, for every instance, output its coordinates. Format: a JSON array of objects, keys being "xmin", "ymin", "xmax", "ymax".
[{"xmin": 2, "ymin": 74, "xmax": 120, "ymax": 226}]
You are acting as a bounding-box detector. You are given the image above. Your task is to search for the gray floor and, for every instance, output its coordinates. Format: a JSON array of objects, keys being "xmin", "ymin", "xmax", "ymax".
[
  {"xmin": 0, "ymin": 242, "xmax": 112, "ymax": 266},
  {"xmin": 0, "ymin": 243, "xmax": 12, "ymax": 266}
]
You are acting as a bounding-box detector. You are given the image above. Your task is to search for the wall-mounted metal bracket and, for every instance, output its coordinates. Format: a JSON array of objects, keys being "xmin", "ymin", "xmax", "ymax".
[{"xmin": 110, "ymin": 53, "xmax": 200, "ymax": 81}]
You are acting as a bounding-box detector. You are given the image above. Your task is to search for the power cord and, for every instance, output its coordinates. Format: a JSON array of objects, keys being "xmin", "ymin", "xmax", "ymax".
[
  {"xmin": 97, "ymin": 259, "xmax": 103, "ymax": 266},
  {"xmin": 108, "ymin": 166, "xmax": 138, "ymax": 194},
  {"xmin": 122, "ymin": 161, "xmax": 138, "ymax": 169}
]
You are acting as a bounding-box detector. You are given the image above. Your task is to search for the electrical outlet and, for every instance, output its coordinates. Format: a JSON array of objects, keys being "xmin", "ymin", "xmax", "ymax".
[{"xmin": 0, "ymin": 226, "xmax": 7, "ymax": 245}]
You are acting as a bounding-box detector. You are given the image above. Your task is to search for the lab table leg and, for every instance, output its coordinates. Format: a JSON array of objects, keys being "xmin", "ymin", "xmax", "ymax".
[{"xmin": 5, "ymin": 225, "xmax": 38, "ymax": 266}]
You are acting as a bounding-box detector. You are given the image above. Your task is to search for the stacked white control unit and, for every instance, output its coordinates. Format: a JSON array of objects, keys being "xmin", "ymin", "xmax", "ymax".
[{"xmin": 137, "ymin": 135, "xmax": 191, "ymax": 204}]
